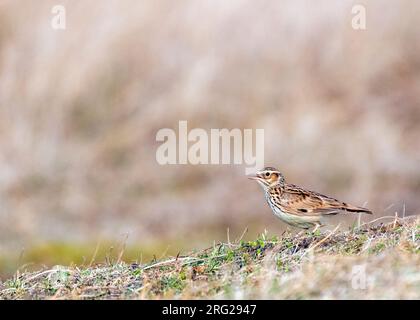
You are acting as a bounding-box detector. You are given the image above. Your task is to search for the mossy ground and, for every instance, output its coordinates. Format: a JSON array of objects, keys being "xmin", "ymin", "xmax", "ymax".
[{"xmin": 1, "ymin": 217, "xmax": 418, "ymax": 299}]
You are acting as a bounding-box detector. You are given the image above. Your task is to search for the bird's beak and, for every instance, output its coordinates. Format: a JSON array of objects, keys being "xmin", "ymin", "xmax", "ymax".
[{"xmin": 247, "ymin": 173, "xmax": 259, "ymax": 180}]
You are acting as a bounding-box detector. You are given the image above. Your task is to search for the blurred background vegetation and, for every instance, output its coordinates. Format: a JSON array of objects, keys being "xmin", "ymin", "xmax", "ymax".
[{"xmin": 0, "ymin": 0, "xmax": 419, "ymax": 277}]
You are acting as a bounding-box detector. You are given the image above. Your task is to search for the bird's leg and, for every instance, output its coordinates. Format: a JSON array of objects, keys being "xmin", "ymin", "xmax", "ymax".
[
  {"xmin": 296, "ymin": 229, "xmax": 305, "ymax": 238},
  {"xmin": 284, "ymin": 226, "xmax": 293, "ymax": 238},
  {"xmin": 311, "ymin": 223, "xmax": 322, "ymax": 235}
]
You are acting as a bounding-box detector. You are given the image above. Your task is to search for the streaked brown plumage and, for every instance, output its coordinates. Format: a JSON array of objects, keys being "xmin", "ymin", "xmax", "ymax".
[{"xmin": 248, "ymin": 167, "xmax": 372, "ymax": 231}]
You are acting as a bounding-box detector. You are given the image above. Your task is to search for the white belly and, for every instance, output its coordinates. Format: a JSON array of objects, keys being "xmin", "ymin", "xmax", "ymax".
[{"xmin": 265, "ymin": 192, "xmax": 319, "ymax": 229}]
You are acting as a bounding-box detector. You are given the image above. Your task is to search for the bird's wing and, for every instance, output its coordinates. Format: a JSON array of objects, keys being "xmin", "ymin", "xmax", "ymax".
[{"xmin": 281, "ymin": 184, "xmax": 371, "ymax": 216}]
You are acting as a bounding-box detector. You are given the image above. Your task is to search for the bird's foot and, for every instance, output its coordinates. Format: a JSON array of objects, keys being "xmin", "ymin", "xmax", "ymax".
[
  {"xmin": 296, "ymin": 230, "xmax": 305, "ymax": 238},
  {"xmin": 310, "ymin": 224, "xmax": 322, "ymax": 236}
]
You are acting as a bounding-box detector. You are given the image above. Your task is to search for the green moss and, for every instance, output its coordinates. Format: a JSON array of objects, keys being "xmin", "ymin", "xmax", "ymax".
[
  {"xmin": 341, "ymin": 234, "xmax": 368, "ymax": 254},
  {"xmin": 160, "ymin": 275, "xmax": 186, "ymax": 293},
  {"xmin": 369, "ymin": 242, "xmax": 386, "ymax": 254}
]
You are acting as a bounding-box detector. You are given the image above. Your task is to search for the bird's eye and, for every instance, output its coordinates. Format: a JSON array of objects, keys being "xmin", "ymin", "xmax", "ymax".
[{"xmin": 265, "ymin": 172, "xmax": 270, "ymax": 177}]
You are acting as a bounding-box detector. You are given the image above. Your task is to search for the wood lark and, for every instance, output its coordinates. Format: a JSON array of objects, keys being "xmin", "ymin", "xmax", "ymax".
[{"xmin": 248, "ymin": 167, "xmax": 372, "ymax": 232}]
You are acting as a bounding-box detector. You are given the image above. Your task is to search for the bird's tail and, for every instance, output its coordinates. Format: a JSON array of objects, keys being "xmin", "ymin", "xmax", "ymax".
[{"xmin": 342, "ymin": 203, "xmax": 372, "ymax": 214}]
